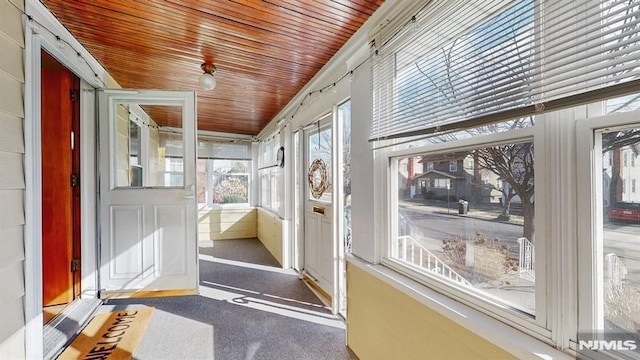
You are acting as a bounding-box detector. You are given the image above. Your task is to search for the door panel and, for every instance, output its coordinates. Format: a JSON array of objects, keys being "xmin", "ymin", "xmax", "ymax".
[
  {"xmin": 319, "ymin": 216, "xmax": 333, "ymax": 282},
  {"xmin": 41, "ymin": 64, "xmax": 78, "ymax": 306},
  {"xmin": 110, "ymin": 205, "xmax": 143, "ymax": 280},
  {"xmin": 154, "ymin": 205, "xmax": 188, "ymax": 276},
  {"xmin": 99, "ymin": 90, "xmax": 197, "ymax": 296}
]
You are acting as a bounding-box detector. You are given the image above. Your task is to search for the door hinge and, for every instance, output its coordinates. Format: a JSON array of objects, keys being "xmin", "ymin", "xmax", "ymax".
[
  {"xmin": 71, "ymin": 173, "xmax": 79, "ymax": 187},
  {"xmin": 70, "ymin": 89, "xmax": 79, "ymax": 102},
  {"xmin": 71, "ymin": 258, "xmax": 81, "ymax": 272}
]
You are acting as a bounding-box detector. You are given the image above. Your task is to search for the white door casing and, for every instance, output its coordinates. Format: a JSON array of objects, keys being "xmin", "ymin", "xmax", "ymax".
[{"xmin": 98, "ymin": 90, "xmax": 198, "ymax": 295}]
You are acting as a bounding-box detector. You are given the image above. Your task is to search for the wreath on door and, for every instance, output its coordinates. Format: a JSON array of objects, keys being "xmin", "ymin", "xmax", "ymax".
[{"xmin": 307, "ymin": 158, "xmax": 328, "ymax": 199}]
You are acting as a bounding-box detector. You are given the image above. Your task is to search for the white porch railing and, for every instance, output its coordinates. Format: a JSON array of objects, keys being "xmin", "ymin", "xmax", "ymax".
[
  {"xmin": 604, "ymin": 253, "xmax": 628, "ymax": 299},
  {"xmin": 517, "ymin": 237, "xmax": 535, "ymax": 280},
  {"xmin": 393, "ymin": 236, "xmax": 472, "ymax": 287}
]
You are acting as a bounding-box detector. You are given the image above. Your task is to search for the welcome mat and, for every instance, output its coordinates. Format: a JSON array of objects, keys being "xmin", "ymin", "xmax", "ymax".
[{"xmin": 58, "ymin": 307, "xmax": 154, "ymax": 360}]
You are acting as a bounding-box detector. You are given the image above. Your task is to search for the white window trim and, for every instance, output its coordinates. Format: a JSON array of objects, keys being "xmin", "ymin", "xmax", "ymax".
[
  {"xmin": 258, "ymin": 132, "xmax": 282, "ymax": 214},
  {"xmin": 575, "ymin": 108, "xmax": 640, "ymax": 357},
  {"xmin": 381, "ymin": 126, "xmax": 553, "ymax": 340},
  {"xmin": 208, "ymin": 167, "xmax": 251, "ymax": 207}
]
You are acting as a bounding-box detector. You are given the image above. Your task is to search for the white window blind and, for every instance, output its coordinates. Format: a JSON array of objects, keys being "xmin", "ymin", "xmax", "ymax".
[
  {"xmin": 371, "ymin": 0, "xmax": 640, "ymax": 141},
  {"xmin": 197, "ymin": 138, "xmax": 251, "ymax": 160},
  {"xmin": 259, "ymin": 136, "xmax": 280, "ymax": 168},
  {"xmin": 161, "ymin": 132, "xmax": 251, "ymax": 160}
]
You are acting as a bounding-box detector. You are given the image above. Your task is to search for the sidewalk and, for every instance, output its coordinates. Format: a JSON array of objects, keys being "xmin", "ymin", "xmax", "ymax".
[{"xmin": 400, "ymin": 200, "xmax": 524, "ymax": 226}]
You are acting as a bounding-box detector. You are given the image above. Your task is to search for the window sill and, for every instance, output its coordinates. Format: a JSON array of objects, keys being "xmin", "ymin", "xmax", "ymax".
[
  {"xmin": 346, "ymin": 255, "xmax": 573, "ymax": 360},
  {"xmin": 197, "ymin": 204, "xmax": 254, "ymax": 211}
]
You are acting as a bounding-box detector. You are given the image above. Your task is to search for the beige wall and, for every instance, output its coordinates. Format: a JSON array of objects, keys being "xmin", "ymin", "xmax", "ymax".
[
  {"xmin": 198, "ymin": 208, "xmax": 257, "ymax": 241},
  {"xmin": 346, "ymin": 263, "xmax": 516, "ymax": 360},
  {"xmin": 256, "ymin": 207, "xmax": 283, "ymax": 265},
  {"xmin": 0, "ymin": 0, "xmax": 26, "ymax": 358}
]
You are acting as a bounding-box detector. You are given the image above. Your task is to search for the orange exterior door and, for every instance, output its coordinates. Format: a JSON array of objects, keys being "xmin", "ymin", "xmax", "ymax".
[{"xmin": 41, "ymin": 51, "xmax": 81, "ymax": 307}]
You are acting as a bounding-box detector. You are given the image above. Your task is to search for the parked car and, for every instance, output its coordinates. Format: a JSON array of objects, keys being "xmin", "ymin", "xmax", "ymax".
[{"xmin": 608, "ymin": 202, "xmax": 640, "ymax": 223}]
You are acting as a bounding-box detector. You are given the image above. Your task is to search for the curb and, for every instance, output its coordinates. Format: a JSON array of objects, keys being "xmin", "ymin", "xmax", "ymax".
[{"xmin": 433, "ymin": 210, "xmax": 524, "ymax": 226}]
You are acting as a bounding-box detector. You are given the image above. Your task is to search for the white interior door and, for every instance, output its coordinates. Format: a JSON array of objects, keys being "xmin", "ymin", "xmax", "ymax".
[
  {"xmin": 304, "ymin": 115, "xmax": 334, "ymax": 298},
  {"xmin": 98, "ymin": 89, "xmax": 198, "ymax": 297}
]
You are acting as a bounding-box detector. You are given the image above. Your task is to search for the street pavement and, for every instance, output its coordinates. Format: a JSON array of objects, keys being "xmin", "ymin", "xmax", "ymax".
[
  {"xmin": 398, "ymin": 201, "xmax": 640, "ymax": 315},
  {"xmin": 398, "ymin": 201, "xmax": 534, "ymax": 312},
  {"xmin": 399, "ymin": 202, "xmax": 525, "ymax": 256},
  {"xmin": 604, "ymin": 223, "xmax": 640, "ymax": 287}
]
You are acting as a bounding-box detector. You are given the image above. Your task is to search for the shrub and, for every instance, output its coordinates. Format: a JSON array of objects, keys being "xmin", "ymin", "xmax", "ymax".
[
  {"xmin": 606, "ymin": 286, "xmax": 640, "ymax": 333},
  {"xmin": 212, "ymin": 176, "xmax": 247, "ymax": 204},
  {"xmin": 441, "ymin": 231, "xmax": 517, "ymax": 282},
  {"xmin": 222, "ymin": 194, "xmax": 247, "ymax": 203}
]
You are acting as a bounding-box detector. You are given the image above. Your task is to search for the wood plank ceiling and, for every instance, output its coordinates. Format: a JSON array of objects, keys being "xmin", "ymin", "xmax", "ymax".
[{"xmin": 41, "ymin": 0, "xmax": 384, "ymax": 136}]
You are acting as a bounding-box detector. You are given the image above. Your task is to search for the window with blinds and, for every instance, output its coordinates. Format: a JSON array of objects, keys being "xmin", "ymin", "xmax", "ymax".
[
  {"xmin": 371, "ymin": 0, "xmax": 640, "ymax": 141},
  {"xmin": 197, "ymin": 138, "xmax": 251, "ymax": 161},
  {"xmin": 193, "ymin": 138, "xmax": 252, "ymax": 206}
]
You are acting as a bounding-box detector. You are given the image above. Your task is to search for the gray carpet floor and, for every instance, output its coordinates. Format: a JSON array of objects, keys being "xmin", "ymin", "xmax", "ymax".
[{"xmin": 101, "ymin": 238, "xmax": 356, "ymax": 360}]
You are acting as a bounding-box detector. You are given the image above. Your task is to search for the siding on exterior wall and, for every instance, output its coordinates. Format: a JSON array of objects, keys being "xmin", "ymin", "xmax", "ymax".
[
  {"xmin": 0, "ymin": 0, "xmax": 26, "ymax": 358},
  {"xmin": 0, "ymin": 113, "xmax": 24, "ymax": 153},
  {"xmin": 256, "ymin": 207, "xmax": 283, "ymax": 266},
  {"xmin": 0, "ymin": 69, "xmax": 23, "ymax": 118},
  {"xmin": 198, "ymin": 208, "xmax": 257, "ymax": 241},
  {"xmin": 346, "ymin": 263, "xmax": 516, "ymax": 360},
  {"xmin": 0, "ymin": 34, "xmax": 23, "ymax": 81}
]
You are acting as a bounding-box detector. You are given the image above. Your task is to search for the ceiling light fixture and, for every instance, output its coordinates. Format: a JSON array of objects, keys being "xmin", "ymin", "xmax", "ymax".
[{"xmin": 199, "ymin": 63, "xmax": 217, "ymax": 90}]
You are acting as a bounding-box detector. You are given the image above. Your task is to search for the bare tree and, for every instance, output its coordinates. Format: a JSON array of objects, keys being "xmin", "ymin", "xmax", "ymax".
[
  {"xmin": 409, "ymin": 9, "xmax": 536, "ymax": 240},
  {"xmin": 475, "ymin": 142, "xmax": 535, "ymax": 241}
]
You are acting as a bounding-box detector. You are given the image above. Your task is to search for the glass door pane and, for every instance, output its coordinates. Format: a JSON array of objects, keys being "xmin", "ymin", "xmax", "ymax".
[
  {"xmin": 307, "ymin": 124, "xmax": 332, "ymax": 203},
  {"xmin": 113, "ymin": 103, "xmax": 184, "ymax": 188},
  {"xmin": 599, "ymin": 127, "xmax": 640, "ymax": 341}
]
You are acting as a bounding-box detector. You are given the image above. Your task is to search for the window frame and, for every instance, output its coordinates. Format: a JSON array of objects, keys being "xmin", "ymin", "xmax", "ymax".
[
  {"xmin": 197, "ymin": 158, "xmax": 252, "ymax": 209},
  {"xmin": 163, "ymin": 157, "xmax": 184, "ymax": 187},
  {"xmin": 258, "ymin": 134, "xmax": 281, "ymax": 213},
  {"xmin": 576, "ymin": 109, "xmax": 640, "ymax": 358},
  {"xmin": 195, "ymin": 139, "xmax": 253, "ymax": 209},
  {"xmin": 382, "ymin": 125, "xmax": 551, "ymax": 340},
  {"xmin": 449, "ymin": 160, "xmax": 458, "ymax": 172},
  {"xmin": 624, "ymin": 152, "xmax": 628, "ymax": 167},
  {"xmin": 211, "ymin": 160, "xmax": 251, "ymax": 208}
]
